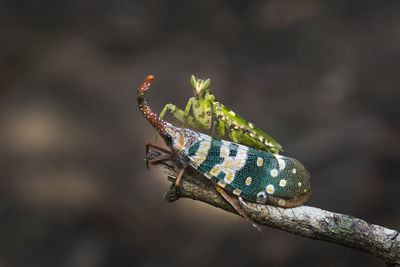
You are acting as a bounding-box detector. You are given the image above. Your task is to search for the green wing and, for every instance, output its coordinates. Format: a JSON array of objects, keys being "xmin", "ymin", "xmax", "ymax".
[{"xmin": 219, "ymin": 104, "xmax": 283, "ymax": 153}]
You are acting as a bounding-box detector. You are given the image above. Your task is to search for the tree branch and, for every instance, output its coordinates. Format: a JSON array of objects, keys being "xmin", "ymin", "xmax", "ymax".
[{"xmin": 147, "ymin": 149, "xmax": 400, "ymax": 265}]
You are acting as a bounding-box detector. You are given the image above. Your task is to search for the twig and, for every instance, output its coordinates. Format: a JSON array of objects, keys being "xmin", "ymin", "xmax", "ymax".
[{"xmin": 147, "ymin": 149, "xmax": 400, "ymax": 265}]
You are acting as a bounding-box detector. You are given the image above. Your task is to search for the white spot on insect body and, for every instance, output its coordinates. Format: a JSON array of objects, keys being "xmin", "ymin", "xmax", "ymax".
[
  {"xmin": 275, "ymin": 155, "xmax": 286, "ymax": 170},
  {"xmin": 210, "ymin": 167, "xmax": 220, "ymax": 176},
  {"xmin": 248, "ymin": 123, "xmax": 254, "ymax": 128},
  {"xmin": 233, "ymin": 189, "xmax": 242, "ymax": 196},
  {"xmin": 298, "ymin": 182, "xmax": 302, "ymax": 187},
  {"xmin": 229, "ymin": 110, "xmax": 236, "ymax": 116},
  {"xmin": 218, "ymin": 180, "xmax": 227, "ymax": 188},
  {"xmin": 245, "ymin": 177, "xmax": 252, "ymax": 186},
  {"xmin": 224, "ymin": 172, "xmax": 234, "ymax": 184},
  {"xmin": 292, "ymin": 168, "xmax": 297, "ymax": 174},
  {"xmin": 279, "ymin": 179, "xmax": 287, "ymax": 187},
  {"xmin": 257, "ymin": 157, "xmax": 263, "ymax": 167},
  {"xmin": 278, "ymin": 159, "xmax": 286, "ymax": 170},
  {"xmin": 266, "ymin": 184, "xmax": 275, "ymax": 194},
  {"xmin": 270, "ymin": 169, "xmax": 278, "ymax": 177},
  {"xmin": 204, "ymin": 172, "xmax": 212, "ymax": 179}
]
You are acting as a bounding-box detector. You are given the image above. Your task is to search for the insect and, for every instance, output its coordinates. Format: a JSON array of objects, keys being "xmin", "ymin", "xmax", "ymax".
[
  {"xmin": 138, "ymin": 75, "xmax": 310, "ymax": 227},
  {"xmin": 159, "ymin": 75, "xmax": 282, "ymax": 154}
]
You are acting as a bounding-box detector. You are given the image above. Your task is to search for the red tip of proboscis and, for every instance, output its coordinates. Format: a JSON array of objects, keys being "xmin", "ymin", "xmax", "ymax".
[{"xmin": 146, "ymin": 75, "xmax": 155, "ymax": 81}]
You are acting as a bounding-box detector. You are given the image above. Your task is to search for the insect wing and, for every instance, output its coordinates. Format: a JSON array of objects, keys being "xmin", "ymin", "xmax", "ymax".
[
  {"xmin": 220, "ymin": 105, "xmax": 282, "ymax": 151},
  {"xmin": 183, "ymin": 135, "xmax": 310, "ymax": 203},
  {"xmin": 183, "ymin": 136, "xmax": 272, "ymax": 202}
]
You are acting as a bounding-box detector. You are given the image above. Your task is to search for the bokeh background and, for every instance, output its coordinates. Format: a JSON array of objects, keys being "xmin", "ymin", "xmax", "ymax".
[{"xmin": 1, "ymin": 1, "xmax": 400, "ymax": 266}]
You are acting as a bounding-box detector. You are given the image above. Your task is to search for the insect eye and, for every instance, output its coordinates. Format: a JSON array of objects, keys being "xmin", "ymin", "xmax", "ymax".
[
  {"xmin": 256, "ymin": 192, "xmax": 268, "ymax": 204},
  {"xmin": 164, "ymin": 135, "xmax": 173, "ymax": 144}
]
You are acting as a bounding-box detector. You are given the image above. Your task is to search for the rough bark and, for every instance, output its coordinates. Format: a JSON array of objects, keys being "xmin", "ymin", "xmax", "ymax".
[{"xmin": 147, "ymin": 149, "xmax": 400, "ymax": 265}]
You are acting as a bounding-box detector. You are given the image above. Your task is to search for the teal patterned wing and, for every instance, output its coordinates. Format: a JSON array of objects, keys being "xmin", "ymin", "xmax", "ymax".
[{"xmin": 183, "ymin": 133, "xmax": 310, "ymax": 205}]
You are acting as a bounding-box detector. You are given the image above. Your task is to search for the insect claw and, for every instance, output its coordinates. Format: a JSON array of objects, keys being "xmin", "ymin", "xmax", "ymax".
[
  {"xmin": 238, "ymin": 196, "xmax": 250, "ymax": 209},
  {"xmin": 175, "ymin": 167, "xmax": 185, "ymax": 186},
  {"xmin": 215, "ymin": 185, "xmax": 262, "ymax": 231}
]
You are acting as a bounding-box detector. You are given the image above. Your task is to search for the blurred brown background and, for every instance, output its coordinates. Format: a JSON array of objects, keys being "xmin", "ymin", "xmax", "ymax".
[{"xmin": 1, "ymin": 0, "xmax": 399, "ymax": 266}]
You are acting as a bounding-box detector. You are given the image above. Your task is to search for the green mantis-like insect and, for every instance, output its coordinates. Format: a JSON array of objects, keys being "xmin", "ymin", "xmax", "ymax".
[{"xmin": 159, "ymin": 75, "xmax": 283, "ymax": 154}]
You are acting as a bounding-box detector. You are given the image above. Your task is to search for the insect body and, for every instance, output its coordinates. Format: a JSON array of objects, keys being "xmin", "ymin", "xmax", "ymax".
[
  {"xmin": 160, "ymin": 75, "xmax": 282, "ymax": 154},
  {"xmin": 138, "ymin": 75, "xmax": 310, "ymax": 209},
  {"xmin": 182, "ymin": 133, "xmax": 310, "ymax": 207}
]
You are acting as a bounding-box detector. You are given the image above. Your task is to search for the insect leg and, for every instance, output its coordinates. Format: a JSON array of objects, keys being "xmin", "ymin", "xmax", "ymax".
[
  {"xmin": 217, "ymin": 120, "xmax": 225, "ymax": 138},
  {"xmin": 238, "ymin": 196, "xmax": 250, "ymax": 209},
  {"xmin": 160, "ymin": 103, "xmax": 179, "ymax": 120},
  {"xmin": 160, "ymin": 103, "xmax": 188, "ymax": 123},
  {"xmin": 212, "ymin": 103, "xmax": 226, "ymax": 138},
  {"xmin": 146, "ymin": 142, "xmax": 173, "ymax": 155},
  {"xmin": 160, "ymin": 103, "xmax": 202, "ymax": 128},
  {"xmin": 228, "ymin": 128, "xmax": 239, "ymax": 143},
  {"xmin": 211, "ymin": 120, "xmax": 216, "ymax": 137},
  {"xmin": 145, "ymin": 142, "xmax": 173, "ymax": 168},
  {"xmin": 215, "ymin": 185, "xmax": 261, "ymax": 232},
  {"xmin": 183, "ymin": 97, "xmax": 195, "ymax": 123},
  {"xmin": 147, "ymin": 155, "xmax": 173, "ymax": 164},
  {"xmin": 174, "ymin": 167, "xmax": 186, "ymax": 186}
]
